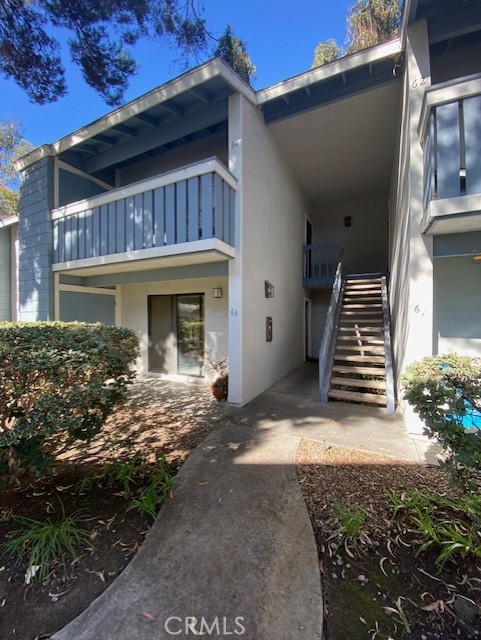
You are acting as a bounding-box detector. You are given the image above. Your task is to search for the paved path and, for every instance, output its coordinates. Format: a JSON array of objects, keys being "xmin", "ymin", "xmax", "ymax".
[{"xmin": 53, "ymin": 365, "xmax": 438, "ymax": 640}]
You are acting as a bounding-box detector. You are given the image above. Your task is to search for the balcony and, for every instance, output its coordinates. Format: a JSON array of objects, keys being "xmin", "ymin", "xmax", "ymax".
[
  {"xmin": 421, "ymin": 74, "xmax": 481, "ymax": 235},
  {"xmin": 52, "ymin": 158, "xmax": 236, "ymax": 274},
  {"xmin": 303, "ymin": 242, "xmax": 343, "ymax": 287}
]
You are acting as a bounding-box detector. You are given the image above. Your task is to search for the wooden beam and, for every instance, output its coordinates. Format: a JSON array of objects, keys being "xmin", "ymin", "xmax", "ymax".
[
  {"xmin": 133, "ymin": 112, "xmax": 159, "ymax": 127},
  {"xmin": 189, "ymin": 86, "xmax": 211, "ymax": 103},
  {"xmin": 92, "ymin": 133, "xmax": 116, "ymax": 146},
  {"xmin": 112, "ymin": 123, "xmax": 136, "ymax": 137},
  {"xmin": 159, "ymin": 101, "xmax": 184, "ymax": 117},
  {"xmin": 84, "ymin": 102, "xmax": 228, "ymax": 174}
]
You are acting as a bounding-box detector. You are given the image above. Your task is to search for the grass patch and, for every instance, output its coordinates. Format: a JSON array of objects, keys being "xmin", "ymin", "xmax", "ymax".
[
  {"xmin": 388, "ymin": 488, "xmax": 481, "ymax": 568},
  {"xmin": 2, "ymin": 500, "xmax": 91, "ymax": 584}
]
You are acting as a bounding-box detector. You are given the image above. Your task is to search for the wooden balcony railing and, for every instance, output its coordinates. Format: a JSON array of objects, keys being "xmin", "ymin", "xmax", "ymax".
[
  {"xmin": 303, "ymin": 242, "xmax": 343, "ymax": 287},
  {"xmin": 52, "ymin": 157, "xmax": 236, "ymax": 264}
]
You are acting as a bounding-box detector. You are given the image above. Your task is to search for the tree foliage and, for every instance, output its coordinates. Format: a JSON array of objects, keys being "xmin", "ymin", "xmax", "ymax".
[
  {"xmin": 312, "ymin": 0, "xmax": 402, "ymax": 68},
  {"xmin": 0, "ymin": 1, "xmax": 256, "ymax": 105},
  {"xmin": 312, "ymin": 39, "xmax": 341, "ymax": 68},
  {"xmin": 0, "ymin": 119, "xmax": 32, "ymax": 216},
  {"xmin": 346, "ymin": 0, "xmax": 402, "ymax": 55},
  {"xmin": 214, "ymin": 26, "xmax": 256, "ymax": 85},
  {"xmin": 0, "ymin": 0, "xmax": 208, "ymax": 106}
]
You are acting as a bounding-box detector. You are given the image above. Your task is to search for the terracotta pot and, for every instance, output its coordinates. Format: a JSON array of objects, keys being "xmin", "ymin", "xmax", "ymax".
[{"xmin": 210, "ymin": 376, "xmax": 228, "ymax": 402}]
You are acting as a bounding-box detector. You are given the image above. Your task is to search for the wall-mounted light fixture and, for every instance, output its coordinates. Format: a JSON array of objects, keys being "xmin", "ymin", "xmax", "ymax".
[
  {"xmin": 213, "ymin": 287, "xmax": 223, "ymax": 298},
  {"xmin": 265, "ymin": 281, "xmax": 275, "ymax": 298},
  {"xmin": 473, "ymin": 253, "xmax": 481, "ymax": 262}
]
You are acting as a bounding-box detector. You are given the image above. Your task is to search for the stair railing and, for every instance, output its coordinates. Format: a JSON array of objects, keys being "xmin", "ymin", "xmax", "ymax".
[
  {"xmin": 319, "ymin": 260, "xmax": 343, "ymax": 403},
  {"xmin": 380, "ymin": 275, "xmax": 396, "ymax": 414}
]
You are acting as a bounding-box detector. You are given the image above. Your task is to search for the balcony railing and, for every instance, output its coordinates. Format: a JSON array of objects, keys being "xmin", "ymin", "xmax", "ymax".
[
  {"xmin": 423, "ymin": 81, "xmax": 481, "ymax": 208},
  {"xmin": 52, "ymin": 157, "xmax": 236, "ymax": 265},
  {"xmin": 303, "ymin": 242, "xmax": 343, "ymax": 287}
]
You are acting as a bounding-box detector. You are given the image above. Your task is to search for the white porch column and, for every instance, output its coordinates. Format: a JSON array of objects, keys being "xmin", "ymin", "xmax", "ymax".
[{"xmin": 227, "ymin": 93, "xmax": 244, "ymax": 405}]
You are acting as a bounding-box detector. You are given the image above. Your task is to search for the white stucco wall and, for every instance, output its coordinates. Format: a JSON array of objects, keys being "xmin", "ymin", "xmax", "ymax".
[
  {"xmin": 228, "ymin": 96, "xmax": 307, "ymax": 404},
  {"xmin": 389, "ymin": 21, "xmax": 434, "ymax": 436},
  {"xmin": 434, "ymin": 256, "xmax": 481, "ymax": 356},
  {"xmin": 311, "ymin": 194, "xmax": 389, "ymax": 275},
  {"xmin": 119, "ymin": 275, "xmax": 228, "ymax": 377},
  {"xmin": 119, "ymin": 132, "xmax": 228, "ymax": 186}
]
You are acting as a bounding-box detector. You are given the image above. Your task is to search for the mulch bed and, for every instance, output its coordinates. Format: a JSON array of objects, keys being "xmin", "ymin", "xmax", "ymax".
[
  {"xmin": 0, "ymin": 391, "xmax": 219, "ymax": 640},
  {"xmin": 297, "ymin": 440, "xmax": 481, "ymax": 640}
]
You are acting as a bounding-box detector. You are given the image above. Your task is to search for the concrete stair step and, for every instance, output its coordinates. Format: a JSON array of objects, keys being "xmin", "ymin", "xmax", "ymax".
[
  {"xmin": 334, "ymin": 354, "xmax": 385, "ymax": 364},
  {"xmin": 328, "ymin": 388, "xmax": 387, "ymax": 406},
  {"xmin": 332, "ymin": 364, "xmax": 385, "ymax": 375},
  {"xmin": 330, "ymin": 377, "xmax": 387, "ymax": 390}
]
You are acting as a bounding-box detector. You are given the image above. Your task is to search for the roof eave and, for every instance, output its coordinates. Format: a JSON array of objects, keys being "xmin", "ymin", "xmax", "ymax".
[
  {"xmin": 257, "ymin": 38, "xmax": 403, "ymax": 105},
  {"xmin": 14, "ymin": 58, "xmax": 256, "ymax": 172}
]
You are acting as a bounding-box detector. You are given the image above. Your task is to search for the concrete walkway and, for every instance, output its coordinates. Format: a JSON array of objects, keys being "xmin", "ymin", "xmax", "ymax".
[{"xmin": 53, "ymin": 365, "xmax": 438, "ymax": 640}]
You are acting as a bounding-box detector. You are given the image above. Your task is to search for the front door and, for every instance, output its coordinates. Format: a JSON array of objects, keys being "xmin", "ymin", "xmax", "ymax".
[{"xmin": 148, "ymin": 294, "xmax": 205, "ymax": 376}]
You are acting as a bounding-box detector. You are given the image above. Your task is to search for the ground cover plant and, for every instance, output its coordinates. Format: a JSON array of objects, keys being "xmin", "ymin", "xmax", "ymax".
[
  {"xmin": 0, "ymin": 380, "xmax": 227, "ymax": 639},
  {"xmin": 297, "ymin": 441, "xmax": 481, "ymax": 639}
]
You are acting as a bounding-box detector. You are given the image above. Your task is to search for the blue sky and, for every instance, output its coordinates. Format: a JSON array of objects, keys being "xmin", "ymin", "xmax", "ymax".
[{"xmin": 0, "ymin": 1, "xmax": 353, "ymax": 147}]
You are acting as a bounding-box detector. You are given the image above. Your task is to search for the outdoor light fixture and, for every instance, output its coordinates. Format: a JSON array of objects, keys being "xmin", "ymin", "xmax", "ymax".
[
  {"xmin": 265, "ymin": 281, "xmax": 275, "ymax": 298},
  {"xmin": 213, "ymin": 287, "xmax": 223, "ymax": 298},
  {"xmin": 473, "ymin": 253, "xmax": 481, "ymax": 261}
]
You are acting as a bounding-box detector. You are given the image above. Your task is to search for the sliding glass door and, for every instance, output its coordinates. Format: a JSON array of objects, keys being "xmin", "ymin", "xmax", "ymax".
[
  {"xmin": 148, "ymin": 294, "xmax": 204, "ymax": 377},
  {"xmin": 176, "ymin": 294, "xmax": 204, "ymax": 376}
]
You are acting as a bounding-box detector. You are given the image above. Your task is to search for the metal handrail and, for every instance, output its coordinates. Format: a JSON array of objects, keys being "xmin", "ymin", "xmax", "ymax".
[{"xmin": 319, "ymin": 260, "xmax": 343, "ymax": 403}]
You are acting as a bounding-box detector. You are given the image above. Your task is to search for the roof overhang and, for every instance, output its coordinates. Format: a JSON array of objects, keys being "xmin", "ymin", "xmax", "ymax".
[
  {"xmin": 15, "ymin": 58, "xmax": 256, "ymax": 172},
  {"xmin": 0, "ymin": 215, "xmax": 18, "ymax": 228},
  {"xmin": 257, "ymin": 39, "xmax": 402, "ymax": 124}
]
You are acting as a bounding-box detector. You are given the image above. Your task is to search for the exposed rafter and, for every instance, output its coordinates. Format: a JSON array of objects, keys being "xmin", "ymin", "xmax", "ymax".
[
  {"xmin": 92, "ymin": 134, "xmax": 116, "ymax": 146},
  {"xmin": 133, "ymin": 113, "xmax": 159, "ymax": 128},
  {"xmin": 112, "ymin": 124, "xmax": 137, "ymax": 137}
]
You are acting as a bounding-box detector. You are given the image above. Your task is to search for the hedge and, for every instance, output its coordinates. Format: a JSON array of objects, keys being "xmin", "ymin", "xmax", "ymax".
[
  {"xmin": 0, "ymin": 322, "xmax": 139, "ymax": 480},
  {"xmin": 401, "ymin": 354, "xmax": 481, "ymax": 490}
]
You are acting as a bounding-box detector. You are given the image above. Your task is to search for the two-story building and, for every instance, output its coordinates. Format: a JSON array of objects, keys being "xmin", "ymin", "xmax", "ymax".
[{"xmin": 12, "ymin": 0, "xmax": 481, "ymax": 433}]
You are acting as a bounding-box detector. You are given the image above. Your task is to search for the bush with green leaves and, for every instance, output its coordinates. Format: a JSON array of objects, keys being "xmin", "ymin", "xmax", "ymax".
[
  {"xmin": 401, "ymin": 354, "xmax": 481, "ymax": 488},
  {"xmin": 0, "ymin": 322, "xmax": 139, "ymax": 480}
]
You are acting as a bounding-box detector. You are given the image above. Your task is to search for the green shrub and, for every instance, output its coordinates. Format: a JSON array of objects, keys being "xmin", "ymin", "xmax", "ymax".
[
  {"xmin": 0, "ymin": 322, "xmax": 139, "ymax": 480},
  {"xmin": 401, "ymin": 354, "xmax": 481, "ymax": 488}
]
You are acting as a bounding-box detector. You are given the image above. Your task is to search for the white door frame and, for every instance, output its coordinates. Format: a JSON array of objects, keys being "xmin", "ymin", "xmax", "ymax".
[{"xmin": 303, "ymin": 297, "xmax": 312, "ymax": 361}]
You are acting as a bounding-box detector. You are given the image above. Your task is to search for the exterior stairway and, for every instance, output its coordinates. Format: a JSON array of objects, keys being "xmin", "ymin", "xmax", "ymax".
[{"xmin": 327, "ymin": 275, "xmax": 392, "ymax": 409}]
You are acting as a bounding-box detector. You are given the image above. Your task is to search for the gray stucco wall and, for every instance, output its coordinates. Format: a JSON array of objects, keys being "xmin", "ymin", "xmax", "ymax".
[
  {"xmin": 59, "ymin": 291, "xmax": 115, "ymax": 325},
  {"xmin": 0, "ymin": 226, "xmax": 11, "ymax": 320},
  {"xmin": 18, "ymin": 157, "xmax": 55, "ymax": 321}
]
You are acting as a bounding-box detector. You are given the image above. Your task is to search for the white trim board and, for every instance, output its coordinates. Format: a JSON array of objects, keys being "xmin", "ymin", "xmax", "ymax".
[{"xmin": 51, "ymin": 157, "xmax": 237, "ymax": 220}]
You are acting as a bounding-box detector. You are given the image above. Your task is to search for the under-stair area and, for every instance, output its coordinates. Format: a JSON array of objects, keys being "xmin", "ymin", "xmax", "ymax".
[{"xmin": 319, "ymin": 272, "xmax": 395, "ymax": 413}]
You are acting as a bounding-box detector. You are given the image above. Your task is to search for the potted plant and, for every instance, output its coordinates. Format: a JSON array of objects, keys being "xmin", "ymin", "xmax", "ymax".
[{"xmin": 207, "ymin": 357, "xmax": 228, "ymax": 402}]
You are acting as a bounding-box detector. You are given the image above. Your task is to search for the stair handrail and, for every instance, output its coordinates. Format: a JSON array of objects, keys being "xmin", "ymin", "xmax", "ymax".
[
  {"xmin": 380, "ymin": 275, "xmax": 396, "ymax": 414},
  {"xmin": 319, "ymin": 259, "xmax": 343, "ymax": 403}
]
